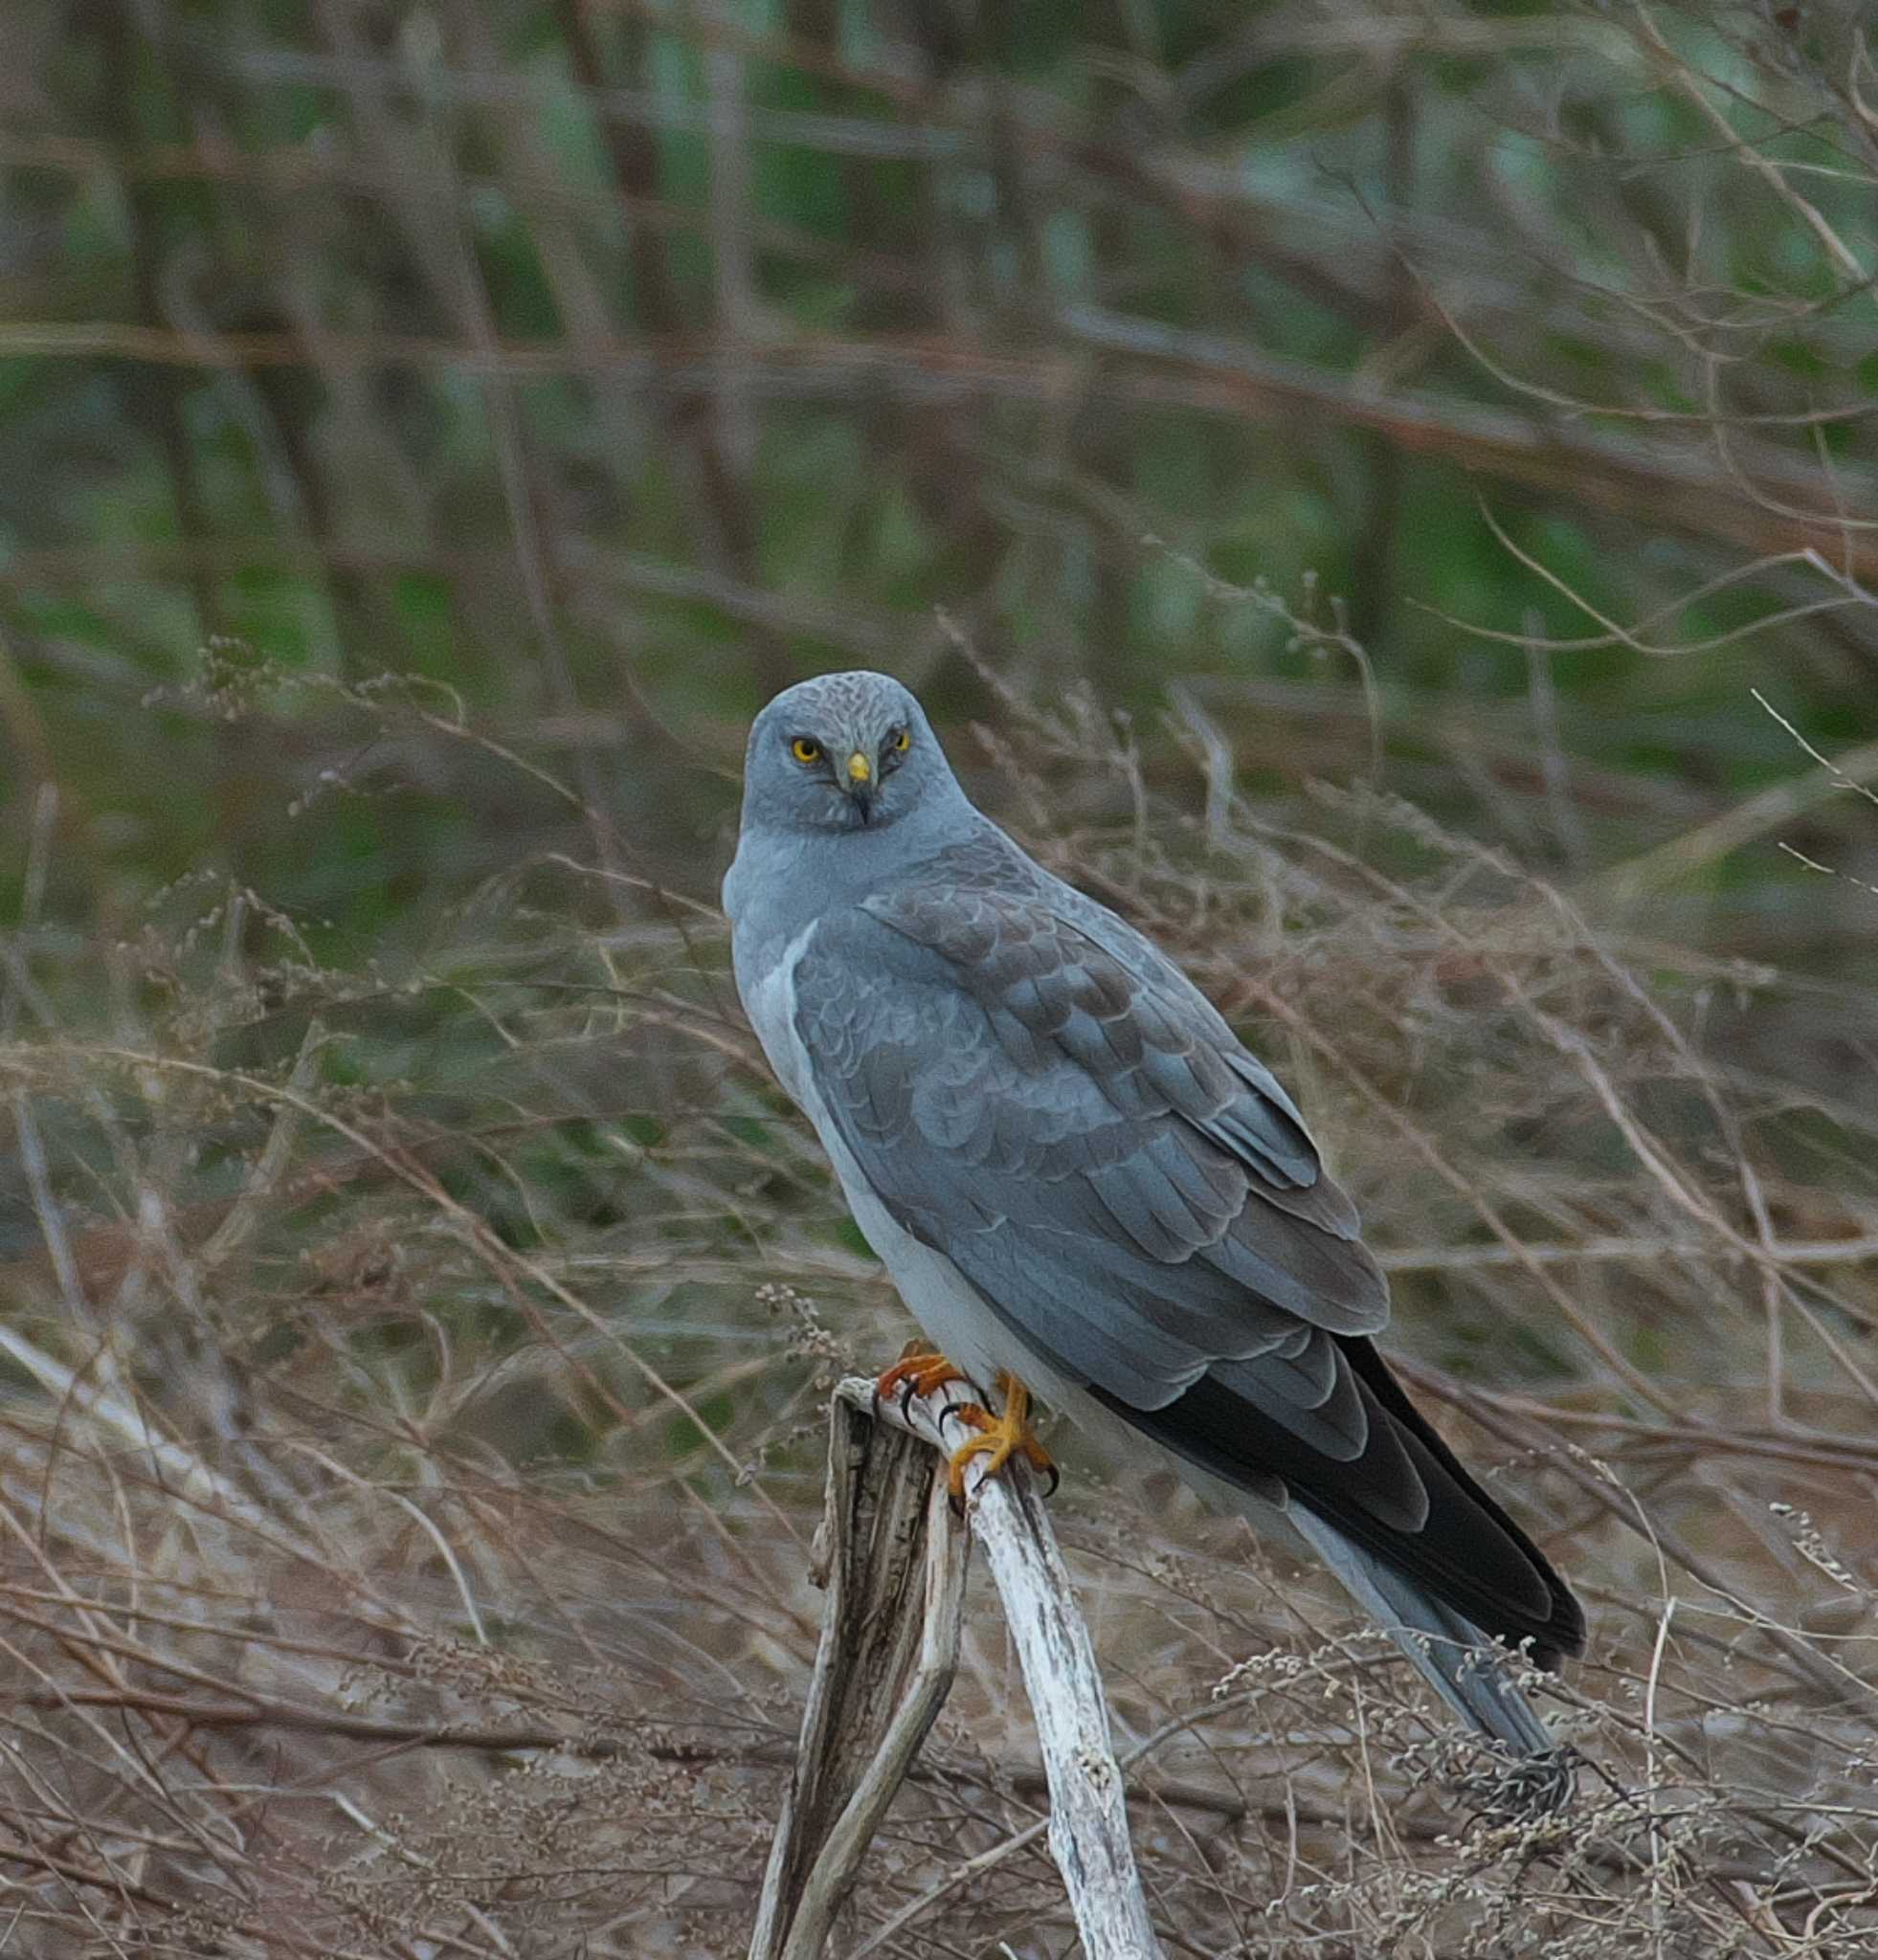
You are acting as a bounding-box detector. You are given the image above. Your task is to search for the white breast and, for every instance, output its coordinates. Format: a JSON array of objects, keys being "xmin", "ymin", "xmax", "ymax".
[{"xmin": 740, "ymin": 920, "xmax": 1037, "ymax": 1396}]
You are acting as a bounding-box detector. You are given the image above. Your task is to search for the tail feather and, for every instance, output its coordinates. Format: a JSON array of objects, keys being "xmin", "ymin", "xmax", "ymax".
[{"xmin": 1286, "ymin": 1503, "xmax": 1559, "ymax": 1761}]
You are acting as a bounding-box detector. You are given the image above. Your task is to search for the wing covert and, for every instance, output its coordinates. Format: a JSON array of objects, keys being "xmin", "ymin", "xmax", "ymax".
[
  {"xmin": 788, "ymin": 889, "xmax": 1389, "ymax": 1417},
  {"xmin": 787, "ymin": 879, "xmax": 1584, "ymax": 1670}
]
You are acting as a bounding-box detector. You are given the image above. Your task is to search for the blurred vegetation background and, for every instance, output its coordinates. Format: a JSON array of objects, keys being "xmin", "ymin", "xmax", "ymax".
[{"xmin": 1, "ymin": 1, "xmax": 1876, "ymax": 1953}]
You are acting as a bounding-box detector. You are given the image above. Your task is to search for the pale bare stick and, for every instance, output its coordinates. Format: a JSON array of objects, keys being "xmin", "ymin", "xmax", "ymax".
[{"xmin": 750, "ymin": 1376, "xmax": 1165, "ymax": 1960}]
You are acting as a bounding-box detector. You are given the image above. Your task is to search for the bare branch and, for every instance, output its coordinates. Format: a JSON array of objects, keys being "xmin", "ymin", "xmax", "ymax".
[{"xmin": 752, "ymin": 1379, "xmax": 1165, "ymax": 1959}]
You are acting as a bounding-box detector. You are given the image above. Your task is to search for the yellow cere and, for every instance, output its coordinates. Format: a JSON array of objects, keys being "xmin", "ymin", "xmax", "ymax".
[{"xmin": 847, "ymin": 750, "xmax": 872, "ymax": 783}]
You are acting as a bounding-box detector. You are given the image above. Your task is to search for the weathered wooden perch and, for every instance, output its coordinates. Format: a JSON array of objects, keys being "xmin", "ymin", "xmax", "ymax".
[{"xmin": 749, "ymin": 1375, "xmax": 1165, "ymax": 1960}]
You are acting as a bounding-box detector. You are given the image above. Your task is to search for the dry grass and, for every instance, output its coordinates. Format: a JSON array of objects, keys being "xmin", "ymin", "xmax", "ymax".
[
  {"xmin": 3, "ymin": 0, "xmax": 1877, "ymax": 1949},
  {"xmin": 1, "ymin": 666, "xmax": 1875, "ymax": 1957}
]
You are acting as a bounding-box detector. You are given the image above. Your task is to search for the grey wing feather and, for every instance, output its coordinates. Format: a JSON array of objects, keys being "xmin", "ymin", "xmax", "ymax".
[
  {"xmin": 789, "ymin": 875, "xmax": 1389, "ymax": 1418},
  {"xmin": 792, "ymin": 861, "xmax": 1585, "ymax": 1718}
]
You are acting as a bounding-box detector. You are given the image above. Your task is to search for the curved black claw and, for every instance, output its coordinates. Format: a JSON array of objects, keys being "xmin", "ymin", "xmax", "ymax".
[
  {"xmin": 899, "ymin": 1379, "xmax": 920, "ymax": 1420},
  {"xmin": 939, "ymin": 1399, "xmax": 975, "ymax": 1427},
  {"xmin": 1037, "ymin": 1460, "xmax": 1061, "ymax": 1501}
]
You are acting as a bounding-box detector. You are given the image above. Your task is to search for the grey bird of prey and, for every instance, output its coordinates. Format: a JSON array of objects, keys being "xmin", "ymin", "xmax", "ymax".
[{"xmin": 724, "ymin": 669, "xmax": 1583, "ymax": 1760}]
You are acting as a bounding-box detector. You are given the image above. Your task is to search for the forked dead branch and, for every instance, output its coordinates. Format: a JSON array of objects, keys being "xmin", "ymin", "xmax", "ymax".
[{"xmin": 751, "ymin": 1375, "xmax": 1165, "ymax": 1960}]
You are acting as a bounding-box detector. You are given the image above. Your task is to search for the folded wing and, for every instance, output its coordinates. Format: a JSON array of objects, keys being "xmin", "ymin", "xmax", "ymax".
[{"xmin": 790, "ymin": 854, "xmax": 1583, "ymax": 1677}]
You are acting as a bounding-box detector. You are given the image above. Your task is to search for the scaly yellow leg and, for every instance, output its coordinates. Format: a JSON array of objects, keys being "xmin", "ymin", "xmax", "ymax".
[
  {"xmin": 873, "ymin": 1353, "xmax": 1059, "ymax": 1505},
  {"xmin": 943, "ymin": 1371, "xmax": 1058, "ymax": 1506}
]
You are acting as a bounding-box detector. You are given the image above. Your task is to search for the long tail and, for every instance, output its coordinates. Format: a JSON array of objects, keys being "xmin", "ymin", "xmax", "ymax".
[
  {"xmin": 1087, "ymin": 1334, "xmax": 1582, "ymax": 1791},
  {"xmin": 1286, "ymin": 1503, "xmax": 1557, "ymax": 1758}
]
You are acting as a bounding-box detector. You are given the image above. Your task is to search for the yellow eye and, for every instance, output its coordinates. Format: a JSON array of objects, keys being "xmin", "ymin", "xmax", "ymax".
[
  {"xmin": 889, "ymin": 727, "xmax": 911, "ymax": 753},
  {"xmin": 790, "ymin": 736, "xmax": 822, "ymax": 766}
]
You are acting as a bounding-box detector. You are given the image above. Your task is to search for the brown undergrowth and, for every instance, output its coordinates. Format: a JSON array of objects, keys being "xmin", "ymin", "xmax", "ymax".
[{"xmin": 1, "ymin": 666, "xmax": 1875, "ymax": 1957}]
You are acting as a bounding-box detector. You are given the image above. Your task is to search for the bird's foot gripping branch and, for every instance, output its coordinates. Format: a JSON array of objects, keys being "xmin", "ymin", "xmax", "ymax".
[
  {"xmin": 874, "ymin": 1350, "xmax": 1060, "ymax": 1507},
  {"xmin": 749, "ymin": 1376, "xmax": 1166, "ymax": 1960}
]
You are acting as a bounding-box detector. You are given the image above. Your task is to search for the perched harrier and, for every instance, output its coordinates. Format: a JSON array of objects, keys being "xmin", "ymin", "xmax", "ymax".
[{"xmin": 724, "ymin": 669, "xmax": 1583, "ymax": 1761}]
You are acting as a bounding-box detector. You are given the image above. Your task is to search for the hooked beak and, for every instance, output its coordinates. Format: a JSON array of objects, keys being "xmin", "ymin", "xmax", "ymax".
[{"xmin": 845, "ymin": 750, "xmax": 874, "ymax": 823}]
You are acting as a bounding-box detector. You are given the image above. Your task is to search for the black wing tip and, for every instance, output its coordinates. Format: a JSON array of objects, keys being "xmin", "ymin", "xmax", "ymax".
[
  {"xmin": 1530, "ymin": 1583, "xmax": 1589, "ymax": 1669},
  {"xmin": 1454, "ymin": 1541, "xmax": 1584, "ymax": 1673},
  {"xmin": 1095, "ymin": 1347, "xmax": 1586, "ymax": 1670},
  {"xmin": 1339, "ymin": 1338, "xmax": 1587, "ymax": 1665}
]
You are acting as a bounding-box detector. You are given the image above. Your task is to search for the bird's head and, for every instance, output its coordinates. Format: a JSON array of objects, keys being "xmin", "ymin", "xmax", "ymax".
[{"xmin": 740, "ymin": 670, "xmax": 956, "ymax": 836}]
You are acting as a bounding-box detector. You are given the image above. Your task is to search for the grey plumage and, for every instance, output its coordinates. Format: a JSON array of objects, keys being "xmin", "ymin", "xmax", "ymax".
[{"xmin": 724, "ymin": 670, "xmax": 1583, "ymax": 1766}]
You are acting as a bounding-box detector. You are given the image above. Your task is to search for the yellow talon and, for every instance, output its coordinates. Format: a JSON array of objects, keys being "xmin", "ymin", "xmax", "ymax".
[
  {"xmin": 872, "ymin": 1353, "xmax": 1059, "ymax": 1504},
  {"xmin": 944, "ymin": 1372, "xmax": 1057, "ymax": 1505},
  {"xmin": 873, "ymin": 1346, "xmax": 970, "ymax": 1408}
]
